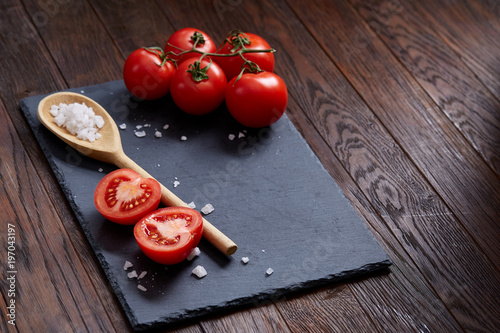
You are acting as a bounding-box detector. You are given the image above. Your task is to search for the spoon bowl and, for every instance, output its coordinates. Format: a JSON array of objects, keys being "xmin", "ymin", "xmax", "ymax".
[
  {"xmin": 37, "ymin": 92, "xmax": 123, "ymax": 164},
  {"xmin": 37, "ymin": 92, "xmax": 237, "ymax": 256}
]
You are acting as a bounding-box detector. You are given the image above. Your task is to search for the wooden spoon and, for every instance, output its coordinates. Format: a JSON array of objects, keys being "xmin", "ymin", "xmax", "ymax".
[{"xmin": 37, "ymin": 92, "xmax": 237, "ymax": 256}]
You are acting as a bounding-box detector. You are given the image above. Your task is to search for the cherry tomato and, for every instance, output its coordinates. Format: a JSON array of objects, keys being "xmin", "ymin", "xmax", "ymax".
[
  {"xmin": 164, "ymin": 28, "xmax": 216, "ymax": 63},
  {"xmin": 123, "ymin": 48, "xmax": 175, "ymax": 100},
  {"xmin": 225, "ymin": 72, "xmax": 288, "ymax": 128},
  {"xmin": 170, "ymin": 57, "xmax": 227, "ymax": 115},
  {"xmin": 215, "ymin": 32, "xmax": 275, "ymax": 81},
  {"xmin": 134, "ymin": 207, "xmax": 203, "ymax": 265},
  {"xmin": 94, "ymin": 169, "xmax": 162, "ymax": 225}
]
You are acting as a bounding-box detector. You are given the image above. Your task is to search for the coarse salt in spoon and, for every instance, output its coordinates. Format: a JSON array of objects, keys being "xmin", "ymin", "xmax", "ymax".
[{"xmin": 38, "ymin": 92, "xmax": 237, "ymax": 256}]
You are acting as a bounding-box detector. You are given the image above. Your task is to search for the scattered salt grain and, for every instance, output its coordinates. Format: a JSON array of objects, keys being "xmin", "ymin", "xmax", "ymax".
[
  {"xmin": 201, "ymin": 203, "xmax": 214, "ymax": 215},
  {"xmin": 266, "ymin": 268, "xmax": 274, "ymax": 276},
  {"xmin": 135, "ymin": 130, "xmax": 146, "ymax": 138},
  {"xmin": 50, "ymin": 102, "xmax": 104, "ymax": 142},
  {"xmin": 119, "ymin": 123, "xmax": 126, "ymax": 130},
  {"xmin": 192, "ymin": 265, "xmax": 207, "ymax": 278},
  {"xmin": 137, "ymin": 284, "xmax": 147, "ymax": 292},
  {"xmin": 123, "ymin": 261, "xmax": 133, "ymax": 270},
  {"xmin": 127, "ymin": 270, "xmax": 138, "ymax": 279},
  {"xmin": 136, "ymin": 125, "xmax": 143, "ymax": 129},
  {"xmin": 144, "ymin": 124, "xmax": 151, "ymax": 127},
  {"xmin": 187, "ymin": 247, "xmax": 201, "ymax": 261},
  {"xmin": 98, "ymin": 168, "xmax": 103, "ymax": 173},
  {"xmin": 173, "ymin": 180, "xmax": 180, "ymax": 188},
  {"xmin": 138, "ymin": 271, "xmax": 148, "ymax": 279},
  {"xmin": 187, "ymin": 201, "xmax": 196, "ymax": 209},
  {"xmin": 180, "ymin": 135, "xmax": 187, "ymax": 141},
  {"xmin": 238, "ymin": 132, "xmax": 245, "ymax": 138},
  {"xmin": 163, "ymin": 124, "xmax": 169, "ymax": 130},
  {"xmin": 241, "ymin": 257, "xmax": 249, "ymax": 264},
  {"xmin": 228, "ymin": 134, "xmax": 235, "ymax": 140},
  {"xmin": 154, "ymin": 130, "xmax": 162, "ymax": 138}
]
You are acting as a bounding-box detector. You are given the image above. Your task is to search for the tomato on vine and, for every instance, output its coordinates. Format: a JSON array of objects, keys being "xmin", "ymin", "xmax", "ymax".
[
  {"xmin": 164, "ymin": 28, "xmax": 216, "ymax": 63},
  {"xmin": 123, "ymin": 48, "xmax": 175, "ymax": 100},
  {"xmin": 214, "ymin": 31, "xmax": 275, "ymax": 81},
  {"xmin": 225, "ymin": 71, "xmax": 288, "ymax": 128},
  {"xmin": 170, "ymin": 57, "xmax": 227, "ymax": 115}
]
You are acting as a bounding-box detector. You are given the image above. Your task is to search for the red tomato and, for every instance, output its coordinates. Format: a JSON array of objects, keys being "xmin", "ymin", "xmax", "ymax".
[
  {"xmin": 215, "ymin": 32, "xmax": 275, "ymax": 80},
  {"xmin": 164, "ymin": 28, "xmax": 216, "ymax": 63},
  {"xmin": 134, "ymin": 207, "xmax": 203, "ymax": 265},
  {"xmin": 170, "ymin": 57, "xmax": 227, "ymax": 115},
  {"xmin": 123, "ymin": 48, "xmax": 175, "ymax": 100},
  {"xmin": 225, "ymin": 72, "xmax": 288, "ymax": 128},
  {"xmin": 94, "ymin": 169, "xmax": 161, "ymax": 225}
]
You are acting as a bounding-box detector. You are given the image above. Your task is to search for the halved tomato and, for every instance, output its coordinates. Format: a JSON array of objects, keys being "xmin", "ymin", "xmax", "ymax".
[
  {"xmin": 94, "ymin": 169, "xmax": 161, "ymax": 225},
  {"xmin": 134, "ymin": 207, "xmax": 203, "ymax": 265}
]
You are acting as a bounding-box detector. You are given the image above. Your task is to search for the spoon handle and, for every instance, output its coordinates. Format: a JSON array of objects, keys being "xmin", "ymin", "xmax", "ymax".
[{"xmin": 114, "ymin": 152, "xmax": 237, "ymax": 256}]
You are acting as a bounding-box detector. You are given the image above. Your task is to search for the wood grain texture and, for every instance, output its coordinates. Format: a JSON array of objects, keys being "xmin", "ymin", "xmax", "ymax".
[
  {"xmin": 0, "ymin": 98, "xmax": 121, "ymax": 332},
  {"xmin": 350, "ymin": 0, "xmax": 500, "ymax": 176},
  {"xmin": 410, "ymin": 0, "xmax": 500, "ymax": 102}
]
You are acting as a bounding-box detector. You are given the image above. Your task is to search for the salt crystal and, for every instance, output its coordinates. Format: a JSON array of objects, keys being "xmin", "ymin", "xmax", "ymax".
[
  {"xmin": 98, "ymin": 168, "xmax": 103, "ymax": 173},
  {"xmin": 119, "ymin": 123, "xmax": 126, "ymax": 130},
  {"xmin": 187, "ymin": 247, "xmax": 201, "ymax": 261},
  {"xmin": 163, "ymin": 124, "xmax": 169, "ymax": 130},
  {"xmin": 135, "ymin": 130, "xmax": 146, "ymax": 138},
  {"xmin": 266, "ymin": 268, "xmax": 274, "ymax": 276},
  {"xmin": 138, "ymin": 271, "xmax": 147, "ymax": 279},
  {"xmin": 241, "ymin": 257, "xmax": 249, "ymax": 264},
  {"xmin": 123, "ymin": 261, "xmax": 133, "ymax": 270},
  {"xmin": 201, "ymin": 203, "xmax": 214, "ymax": 215},
  {"xmin": 238, "ymin": 132, "xmax": 245, "ymax": 138},
  {"xmin": 154, "ymin": 130, "xmax": 162, "ymax": 138},
  {"xmin": 180, "ymin": 135, "xmax": 187, "ymax": 141},
  {"xmin": 192, "ymin": 265, "xmax": 207, "ymax": 278},
  {"xmin": 136, "ymin": 125, "xmax": 143, "ymax": 129},
  {"xmin": 127, "ymin": 270, "xmax": 138, "ymax": 279},
  {"xmin": 137, "ymin": 284, "xmax": 147, "ymax": 291},
  {"xmin": 50, "ymin": 102, "xmax": 104, "ymax": 142},
  {"xmin": 187, "ymin": 201, "xmax": 196, "ymax": 209},
  {"xmin": 173, "ymin": 180, "xmax": 180, "ymax": 188},
  {"xmin": 228, "ymin": 134, "xmax": 235, "ymax": 140}
]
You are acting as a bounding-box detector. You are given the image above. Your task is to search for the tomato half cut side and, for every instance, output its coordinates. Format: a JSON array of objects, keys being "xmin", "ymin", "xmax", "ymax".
[
  {"xmin": 94, "ymin": 169, "xmax": 161, "ymax": 225},
  {"xmin": 134, "ymin": 207, "xmax": 203, "ymax": 265}
]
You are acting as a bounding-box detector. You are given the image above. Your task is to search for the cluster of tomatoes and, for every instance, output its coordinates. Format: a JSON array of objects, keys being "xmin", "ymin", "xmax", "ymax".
[
  {"xmin": 123, "ymin": 28, "xmax": 288, "ymax": 128},
  {"xmin": 94, "ymin": 169, "xmax": 203, "ymax": 265}
]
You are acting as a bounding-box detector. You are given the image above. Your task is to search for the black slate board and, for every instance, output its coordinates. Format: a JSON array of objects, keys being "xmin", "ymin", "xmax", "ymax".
[{"xmin": 20, "ymin": 80, "xmax": 391, "ymax": 331}]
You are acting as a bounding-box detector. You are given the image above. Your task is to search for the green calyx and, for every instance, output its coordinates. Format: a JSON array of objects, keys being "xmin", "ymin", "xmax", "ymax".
[{"xmin": 186, "ymin": 59, "xmax": 212, "ymax": 82}]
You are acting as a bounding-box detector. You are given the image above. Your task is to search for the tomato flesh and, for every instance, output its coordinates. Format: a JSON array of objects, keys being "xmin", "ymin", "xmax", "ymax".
[
  {"xmin": 134, "ymin": 207, "xmax": 203, "ymax": 265},
  {"xmin": 94, "ymin": 169, "xmax": 161, "ymax": 225}
]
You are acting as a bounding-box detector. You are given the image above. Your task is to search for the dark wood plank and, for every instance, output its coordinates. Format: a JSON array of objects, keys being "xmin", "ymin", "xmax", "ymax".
[
  {"xmin": 285, "ymin": 0, "xmax": 500, "ymax": 330},
  {"xmin": 0, "ymin": 1, "xmax": 135, "ymax": 331},
  {"xmin": 285, "ymin": 99, "xmax": 463, "ymax": 332},
  {"xmin": 410, "ymin": 0, "xmax": 500, "ymax": 102},
  {"xmin": 20, "ymin": 0, "xmax": 124, "ymax": 87},
  {"xmin": 350, "ymin": 0, "xmax": 500, "ymax": 176},
  {"xmin": 0, "ymin": 97, "xmax": 121, "ymax": 331},
  {"xmin": 289, "ymin": 0, "xmax": 500, "ymax": 265}
]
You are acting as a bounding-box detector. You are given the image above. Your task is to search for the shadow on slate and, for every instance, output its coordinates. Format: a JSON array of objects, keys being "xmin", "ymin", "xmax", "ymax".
[{"xmin": 20, "ymin": 80, "xmax": 391, "ymax": 331}]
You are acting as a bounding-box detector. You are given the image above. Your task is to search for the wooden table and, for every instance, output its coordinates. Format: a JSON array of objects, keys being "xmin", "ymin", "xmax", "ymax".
[{"xmin": 1, "ymin": 0, "xmax": 499, "ymax": 332}]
